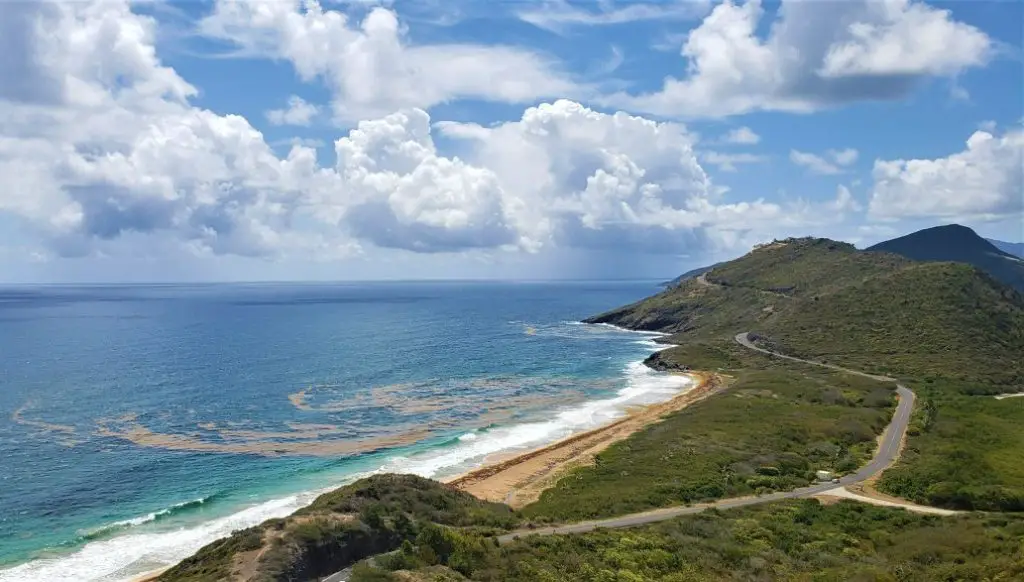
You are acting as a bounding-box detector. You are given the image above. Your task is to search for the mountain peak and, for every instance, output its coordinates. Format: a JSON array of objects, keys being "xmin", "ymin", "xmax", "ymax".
[
  {"xmin": 869, "ymin": 224, "xmax": 1008, "ymax": 256},
  {"xmin": 867, "ymin": 224, "xmax": 1023, "ymax": 290}
]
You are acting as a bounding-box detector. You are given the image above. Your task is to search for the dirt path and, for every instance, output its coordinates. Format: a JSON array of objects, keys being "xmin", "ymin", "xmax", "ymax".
[
  {"xmin": 815, "ymin": 487, "xmax": 956, "ymax": 515},
  {"xmin": 448, "ymin": 373, "xmax": 724, "ymax": 507}
]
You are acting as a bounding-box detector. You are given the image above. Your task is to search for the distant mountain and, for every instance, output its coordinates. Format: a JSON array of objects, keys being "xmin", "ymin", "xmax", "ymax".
[
  {"xmin": 987, "ymin": 238, "xmax": 1024, "ymax": 259},
  {"xmin": 661, "ymin": 263, "xmax": 721, "ymax": 287},
  {"xmin": 867, "ymin": 224, "xmax": 1024, "ymax": 291}
]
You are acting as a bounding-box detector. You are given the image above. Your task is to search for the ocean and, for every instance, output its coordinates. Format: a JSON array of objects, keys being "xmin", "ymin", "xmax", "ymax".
[{"xmin": 0, "ymin": 281, "xmax": 690, "ymax": 581}]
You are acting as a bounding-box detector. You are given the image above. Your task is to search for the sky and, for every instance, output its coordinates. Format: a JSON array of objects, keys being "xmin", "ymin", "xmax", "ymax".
[{"xmin": 0, "ymin": 0, "xmax": 1021, "ymax": 283}]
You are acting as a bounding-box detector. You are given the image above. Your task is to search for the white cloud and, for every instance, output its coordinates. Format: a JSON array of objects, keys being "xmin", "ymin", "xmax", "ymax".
[
  {"xmin": 790, "ymin": 148, "xmax": 859, "ymax": 175},
  {"xmin": 869, "ymin": 129, "xmax": 1024, "ymax": 221},
  {"xmin": 266, "ymin": 95, "xmax": 320, "ymax": 126},
  {"xmin": 0, "ymin": 0, "xmax": 867, "ymax": 265},
  {"xmin": 518, "ymin": 0, "xmax": 711, "ymax": 33},
  {"xmin": 701, "ymin": 151, "xmax": 767, "ymax": 172},
  {"xmin": 200, "ymin": 1, "xmax": 580, "ymax": 120},
  {"xmin": 437, "ymin": 100, "xmax": 853, "ymax": 253},
  {"xmin": 0, "ymin": 1, "xmax": 352, "ymax": 259},
  {"xmin": 606, "ymin": 0, "xmax": 993, "ymax": 118},
  {"xmin": 818, "ymin": 0, "xmax": 990, "ymax": 77},
  {"xmin": 333, "ymin": 109, "xmax": 518, "ymax": 252},
  {"xmin": 721, "ymin": 126, "xmax": 761, "ymax": 145}
]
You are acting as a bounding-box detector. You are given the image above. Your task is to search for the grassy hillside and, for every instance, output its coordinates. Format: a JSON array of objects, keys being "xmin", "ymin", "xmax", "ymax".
[
  {"xmin": 158, "ymin": 475, "xmax": 517, "ymax": 582},
  {"xmin": 589, "ymin": 236, "xmax": 1024, "ymax": 387},
  {"xmin": 706, "ymin": 238, "xmax": 910, "ymax": 297},
  {"xmin": 354, "ymin": 500, "xmax": 1024, "ymax": 582},
  {"xmin": 759, "ymin": 262, "xmax": 1024, "ymax": 386}
]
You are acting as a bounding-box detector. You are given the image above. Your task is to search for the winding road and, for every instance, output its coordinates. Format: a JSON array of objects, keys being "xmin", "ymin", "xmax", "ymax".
[{"xmin": 492, "ymin": 332, "xmax": 919, "ymax": 544}]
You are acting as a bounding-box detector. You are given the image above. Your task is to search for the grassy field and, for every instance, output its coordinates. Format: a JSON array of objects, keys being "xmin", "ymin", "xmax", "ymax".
[
  {"xmin": 353, "ymin": 500, "xmax": 1024, "ymax": 582},
  {"xmin": 518, "ymin": 342, "xmax": 894, "ymax": 522}
]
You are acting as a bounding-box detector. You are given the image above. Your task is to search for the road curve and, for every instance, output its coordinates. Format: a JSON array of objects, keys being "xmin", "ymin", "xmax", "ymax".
[{"xmin": 493, "ymin": 333, "xmax": 916, "ymax": 544}]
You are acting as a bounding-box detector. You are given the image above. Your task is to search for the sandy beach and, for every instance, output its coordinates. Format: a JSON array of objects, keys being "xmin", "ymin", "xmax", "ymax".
[{"xmin": 447, "ymin": 372, "xmax": 723, "ymax": 507}]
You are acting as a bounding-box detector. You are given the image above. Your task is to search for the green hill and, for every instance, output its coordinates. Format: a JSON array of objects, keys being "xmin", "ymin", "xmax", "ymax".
[
  {"xmin": 867, "ymin": 224, "xmax": 1024, "ymax": 291},
  {"xmin": 587, "ymin": 236, "xmax": 1024, "ymax": 387}
]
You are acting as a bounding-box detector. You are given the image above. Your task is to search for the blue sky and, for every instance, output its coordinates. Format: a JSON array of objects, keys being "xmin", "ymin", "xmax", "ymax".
[{"xmin": 0, "ymin": 0, "xmax": 1021, "ymax": 282}]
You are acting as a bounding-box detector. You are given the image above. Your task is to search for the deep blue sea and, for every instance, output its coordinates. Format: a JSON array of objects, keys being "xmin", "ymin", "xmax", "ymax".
[{"xmin": 0, "ymin": 281, "xmax": 690, "ymax": 581}]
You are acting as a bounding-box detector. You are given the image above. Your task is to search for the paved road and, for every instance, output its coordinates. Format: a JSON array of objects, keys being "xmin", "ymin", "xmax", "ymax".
[
  {"xmin": 322, "ymin": 332, "xmax": 918, "ymax": 577},
  {"xmin": 493, "ymin": 333, "xmax": 915, "ymax": 544}
]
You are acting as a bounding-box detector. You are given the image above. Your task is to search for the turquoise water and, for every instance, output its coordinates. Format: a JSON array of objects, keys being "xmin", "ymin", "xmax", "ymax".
[{"xmin": 0, "ymin": 281, "xmax": 689, "ymax": 581}]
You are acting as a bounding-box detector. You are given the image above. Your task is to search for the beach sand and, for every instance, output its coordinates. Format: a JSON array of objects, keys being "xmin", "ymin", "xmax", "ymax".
[{"xmin": 446, "ymin": 372, "xmax": 723, "ymax": 507}]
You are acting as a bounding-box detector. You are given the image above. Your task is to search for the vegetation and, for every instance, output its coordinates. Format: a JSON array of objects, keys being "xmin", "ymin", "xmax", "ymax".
[
  {"xmin": 354, "ymin": 500, "xmax": 1024, "ymax": 582},
  {"xmin": 759, "ymin": 262, "xmax": 1024, "ymax": 386},
  {"xmin": 591, "ymin": 236, "xmax": 1024, "ymax": 386},
  {"xmin": 706, "ymin": 238, "xmax": 909, "ymax": 297},
  {"xmin": 159, "ymin": 475, "xmax": 518, "ymax": 582},
  {"xmin": 520, "ymin": 342, "xmax": 894, "ymax": 522}
]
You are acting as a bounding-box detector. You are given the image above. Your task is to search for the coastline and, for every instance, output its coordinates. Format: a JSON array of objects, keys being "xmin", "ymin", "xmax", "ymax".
[
  {"xmin": 10, "ymin": 321, "xmax": 685, "ymax": 582},
  {"xmin": 445, "ymin": 372, "xmax": 717, "ymax": 507}
]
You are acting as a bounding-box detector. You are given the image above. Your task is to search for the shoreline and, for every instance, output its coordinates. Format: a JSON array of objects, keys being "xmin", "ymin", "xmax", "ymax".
[
  {"xmin": 17, "ymin": 322, "xmax": 681, "ymax": 582},
  {"xmin": 446, "ymin": 371, "xmax": 720, "ymax": 507}
]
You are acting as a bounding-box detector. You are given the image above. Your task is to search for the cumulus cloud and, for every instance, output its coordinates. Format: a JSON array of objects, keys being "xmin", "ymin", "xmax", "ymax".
[
  {"xmin": 0, "ymin": 1, "xmax": 350, "ymax": 259},
  {"xmin": 518, "ymin": 0, "xmax": 710, "ymax": 33},
  {"xmin": 721, "ymin": 126, "xmax": 761, "ymax": 145},
  {"xmin": 333, "ymin": 109, "xmax": 518, "ymax": 252},
  {"xmin": 869, "ymin": 129, "xmax": 1024, "ymax": 221},
  {"xmin": 818, "ymin": 0, "xmax": 990, "ymax": 77},
  {"xmin": 606, "ymin": 0, "xmax": 992, "ymax": 118},
  {"xmin": 266, "ymin": 95, "xmax": 320, "ymax": 126},
  {"xmin": 0, "ymin": 0, "xmax": 868, "ymax": 264},
  {"xmin": 437, "ymin": 100, "xmax": 854, "ymax": 253},
  {"xmin": 790, "ymin": 148, "xmax": 859, "ymax": 175},
  {"xmin": 200, "ymin": 0, "xmax": 580, "ymax": 120}
]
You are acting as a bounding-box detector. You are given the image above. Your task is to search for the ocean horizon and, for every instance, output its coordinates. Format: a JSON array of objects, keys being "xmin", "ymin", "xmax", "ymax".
[{"xmin": 0, "ymin": 280, "xmax": 691, "ymax": 582}]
